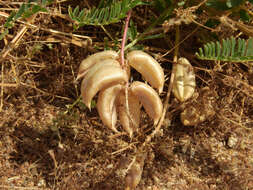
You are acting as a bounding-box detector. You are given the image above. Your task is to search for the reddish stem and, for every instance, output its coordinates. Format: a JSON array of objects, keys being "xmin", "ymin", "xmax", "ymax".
[
  {"xmin": 120, "ymin": 11, "xmax": 133, "ymax": 138},
  {"xmin": 120, "ymin": 10, "xmax": 132, "ymax": 68}
]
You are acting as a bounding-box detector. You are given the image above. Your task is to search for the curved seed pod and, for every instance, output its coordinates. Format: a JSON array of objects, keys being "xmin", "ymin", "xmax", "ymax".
[
  {"xmin": 130, "ymin": 81, "xmax": 163, "ymax": 125},
  {"xmin": 117, "ymin": 90, "xmax": 141, "ymax": 137},
  {"xmin": 97, "ymin": 85, "xmax": 122, "ymax": 132},
  {"xmin": 80, "ymin": 58, "xmax": 120, "ymax": 81},
  {"xmin": 81, "ymin": 65, "xmax": 128, "ymax": 109},
  {"xmin": 77, "ymin": 50, "xmax": 118, "ymax": 80},
  {"xmin": 127, "ymin": 50, "xmax": 165, "ymax": 93},
  {"xmin": 172, "ymin": 57, "xmax": 196, "ymax": 102},
  {"xmin": 81, "ymin": 59, "xmax": 121, "ymax": 99},
  {"xmin": 77, "ymin": 58, "xmax": 120, "ymax": 81}
]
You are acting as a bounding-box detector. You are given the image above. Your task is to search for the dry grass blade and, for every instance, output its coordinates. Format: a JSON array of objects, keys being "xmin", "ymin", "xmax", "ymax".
[
  {"xmin": 0, "ymin": 63, "xmax": 4, "ymax": 112},
  {"xmin": 0, "ymin": 14, "xmax": 36, "ymax": 61},
  {"xmin": 220, "ymin": 15, "xmax": 253, "ymax": 37}
]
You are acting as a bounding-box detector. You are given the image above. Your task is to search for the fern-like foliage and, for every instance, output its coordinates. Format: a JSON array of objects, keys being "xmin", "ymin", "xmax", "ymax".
[
  {"xmin": 0, "ymin": 0, "xmax": 52, "ymax": 40},
  {"xmin": 68, "ymin": 0, "xmax": 148, "ymax": 29},
  {"xmin": 196, "ymin": 37, "xmax": 253, "ymax": 62}
]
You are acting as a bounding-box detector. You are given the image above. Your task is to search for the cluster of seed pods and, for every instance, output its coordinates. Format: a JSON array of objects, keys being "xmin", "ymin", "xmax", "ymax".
[
  {"xmin": 77, "ymin": 50, "xmax": 164, "ymax": 137},
  {"xmin": 78, "ymin": 50, "xmax": 197, "ymax": 136}
]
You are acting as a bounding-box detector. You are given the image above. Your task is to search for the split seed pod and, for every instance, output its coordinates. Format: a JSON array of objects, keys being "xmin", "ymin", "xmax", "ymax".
[
  {"xmin": 81, "ymin": 65, "xmax": 128, "ymax": 109},
  {"xmin": 117, "ymin": 90, "xmax": 141, "ymax": 137},
  {"xmin": 77, "ymin": 50, "xmax": 118, "ymax": 80},
  {"xmin": 172, "ymin": 57, "xmax": 196, "ymax": 102},
  {"xmin": 127, "ymin": 50, "xmax": 165, "ymax": 93},
  {"xmin": 97, "ymin": 85, "xmax": 122, "ymax": 132},
  {"xmin": 130, "ymin": 81, "xmax": 163, "ymax": 125},
  {"xmin": 180, "ymin": 87, "xmax": 216, "ymax": 126}
]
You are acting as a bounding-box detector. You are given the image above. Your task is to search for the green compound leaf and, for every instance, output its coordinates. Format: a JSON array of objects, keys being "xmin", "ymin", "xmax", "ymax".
[
  {"xmin": 196, "ymin": 37, "xmax": 253, "ymax": 62},
  {"xmin": 68, "ymin": 0, "xmax": 148, "ymax": 28}
]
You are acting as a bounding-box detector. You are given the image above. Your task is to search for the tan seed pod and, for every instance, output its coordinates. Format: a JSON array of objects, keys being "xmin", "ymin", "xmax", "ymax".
[
  {"xmin": 172, "ymin": 57, "xmax": 196, "ymax": 102},
  {"xmin": 117, "ymin": 90, "xmax": 141, "ymax": 137},
  {"xmin": 81, "ymin": 65, "xmax": 128, "ymax": 109},
  {"xmin": 97, "ymin": 85, "xmax": 122, "ymax": 132},
  {"xmin": 125, "ymin": 152, "xmax": 146, "ymax": 190},
  {"xmin": 127, "ymin": 50, "xmax": 165, "ymax": 93},
  {"xmin": 77, "ymin": 50, "xmax": 118, "ymax": 80},
  {"xmin": 81, "ymin": 59, "xmax": 122, "ymax": 108},
  {"xmin": 130, "ymin": 81, "xmax": 163, "ymax": 125},
  {"xmin": 80, "ymin": 58, "xmax": 120, "ymax": 81}
]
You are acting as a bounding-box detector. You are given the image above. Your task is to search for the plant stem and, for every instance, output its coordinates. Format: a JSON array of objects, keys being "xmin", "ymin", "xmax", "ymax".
[
  {"xmin": 140, "ymin": 25, "xmax": 180, "ymax": 150},
  {"xmin": 121, "ymin": 11, "xmax": 136, "ymax": 138},
  {"xmin": 124, "ymin": 6, "xmax": 174, "ymax": 51},
  {"xmin": 173, "ymin": 25, "xmax": 180, "ymax": 62},
  {"xmin": 120, "ymin": 10, "xmax": 132, "ymax": 68}
]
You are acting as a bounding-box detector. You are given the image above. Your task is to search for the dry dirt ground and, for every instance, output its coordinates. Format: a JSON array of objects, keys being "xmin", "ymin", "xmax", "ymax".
[{"xmin": 0, "ymin": 1, "xmax": 253, "ymax": 190}]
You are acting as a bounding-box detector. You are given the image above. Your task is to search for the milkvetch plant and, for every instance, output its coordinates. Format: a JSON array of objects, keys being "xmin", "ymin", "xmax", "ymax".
[{"xmin": 78, "ymin": 50, "xmax": 164, "ymax": 137}]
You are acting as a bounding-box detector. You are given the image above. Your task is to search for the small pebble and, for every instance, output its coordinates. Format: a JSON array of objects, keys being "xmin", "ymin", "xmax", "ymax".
[{"xmin": 227, "ymin": 135, "xmax": 238, "ymax": 148}]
